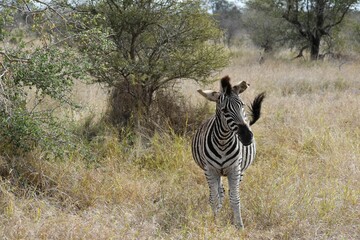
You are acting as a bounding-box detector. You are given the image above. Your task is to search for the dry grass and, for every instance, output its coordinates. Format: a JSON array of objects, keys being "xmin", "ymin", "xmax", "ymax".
[{"xmin": 1, "ymin": 49, "xmax": 359, "ymax": 239}]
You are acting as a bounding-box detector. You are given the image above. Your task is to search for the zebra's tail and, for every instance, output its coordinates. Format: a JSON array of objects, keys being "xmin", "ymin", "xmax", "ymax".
[{"xmin": 249, "ymin": 92, "xmax": 266, "ymax": 126}]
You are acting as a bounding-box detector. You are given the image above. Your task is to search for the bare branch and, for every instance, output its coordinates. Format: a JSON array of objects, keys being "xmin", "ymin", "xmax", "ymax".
[
  {"xmin": 0, "ymin": 51, "xmax": 11, "ymax": 62},
  {"xmin": 32, "ymin": 0, "xmax": 67, "ymax": 21},
  {"xmin": 0, "ymin": 69, "xmax": 7, "ymax": 79},
  {"xmin": 292, "ymin": 45, "xmax": 309, "ymax": 60},
  {"xmin": 0, "ymin": 51, "xmax": 29, "ymax": 63}
]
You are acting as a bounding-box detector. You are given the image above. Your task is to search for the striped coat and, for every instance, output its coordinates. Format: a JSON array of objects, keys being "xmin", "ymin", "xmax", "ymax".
[{"xmin": 192, "ymin": 76, "xmax": 265, "ymax": 228}]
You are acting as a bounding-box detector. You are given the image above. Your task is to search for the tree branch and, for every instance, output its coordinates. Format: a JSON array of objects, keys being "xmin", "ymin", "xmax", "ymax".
[
  {"xmin": 33, "ymin": 0, "xmax": 66, "ymax": 21},
  {"xmin": 283, "ymin": 1, "xmax": 308, "ymax": 38},
  {"xmin": 0, "ymin": 51, "xmax": 29, "ymax": 63},
  {"xmin": 292, "ymin": 45, "xmax": 309, "ymax": 60},
  {"xmin": 323, "ymin": 5, "xmax": 351, "ymax": 32},
  {"xmin": 283, "ymin": 13, "xmax": 308, "ymax": 38}
]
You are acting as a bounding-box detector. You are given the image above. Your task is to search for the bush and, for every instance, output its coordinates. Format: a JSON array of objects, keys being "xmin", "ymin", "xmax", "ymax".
[
  {"xmin": 0, "ymin": 107, "xmax": 79, "ymax": 159},
  {"xmin": 0, "ymin": 45, "xmax": 88, "ymax": 157},
  {"xmin": 107, "ymin": 85, "xmax": 212, "ymax": 139}
]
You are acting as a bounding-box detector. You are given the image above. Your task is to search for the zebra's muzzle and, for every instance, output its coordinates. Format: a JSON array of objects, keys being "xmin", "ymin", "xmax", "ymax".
[{"xmin": 237, "ymin": 125, "xmax": 253, "ymax": 146}]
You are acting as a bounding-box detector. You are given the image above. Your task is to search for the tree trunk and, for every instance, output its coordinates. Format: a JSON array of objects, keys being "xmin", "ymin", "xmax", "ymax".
[
  {"xmin": 108, "ymin": 82, "xmax": 153, "ymax": 128},
  {"xmin": 310, "ymin": 35, "xmax": 321, "ymax": 60}
]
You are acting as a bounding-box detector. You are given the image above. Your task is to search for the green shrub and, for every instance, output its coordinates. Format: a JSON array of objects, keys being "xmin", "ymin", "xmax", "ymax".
[{"xmin": 0, "ymin": 46, "xmax": 89, "ymax": 158}]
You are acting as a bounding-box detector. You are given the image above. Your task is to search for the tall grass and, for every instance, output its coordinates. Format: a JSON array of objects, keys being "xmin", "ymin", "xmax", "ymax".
[{"xmin": 0, "ymin": 51, "xmax": 359, "ymax": 239}]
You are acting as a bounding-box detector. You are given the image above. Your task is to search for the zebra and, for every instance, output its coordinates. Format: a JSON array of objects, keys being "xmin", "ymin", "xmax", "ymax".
[{"xmin": 192, "ymin": 75, "xmax": 265, "ymax": 228}]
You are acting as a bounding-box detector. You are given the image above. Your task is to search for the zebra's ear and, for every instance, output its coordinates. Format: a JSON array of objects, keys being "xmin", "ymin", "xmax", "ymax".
[
  {"xmin": 233, "ymin": 81, "xmax": 250, "ymax": 94},
  {"xmin": 197, "ymin": 89, "xmax": 220, "ymax": 102}
]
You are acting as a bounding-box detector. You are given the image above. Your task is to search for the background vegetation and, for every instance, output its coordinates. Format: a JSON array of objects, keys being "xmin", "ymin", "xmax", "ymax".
[{"xmin": 1, "ymin": 0, "xmax": 359, "ymax": 239}]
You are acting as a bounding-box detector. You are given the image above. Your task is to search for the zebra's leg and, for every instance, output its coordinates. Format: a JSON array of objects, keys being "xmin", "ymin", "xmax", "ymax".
[
  {"xmin": 205, "ymin": 170, "xmax": 222, "ymax": 218},
  {"xmin": 219, "ymin": 178, "xmax": 225, "ymax": 210},
  {"xmin": 227, "ymin": 165, "xmax": 243, "ymax": 228}
]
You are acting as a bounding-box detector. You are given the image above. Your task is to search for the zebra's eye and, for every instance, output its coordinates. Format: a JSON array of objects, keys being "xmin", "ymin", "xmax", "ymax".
[{"xmin": 222, "ymin": 107, "xmax": 229, "ymax": 113}]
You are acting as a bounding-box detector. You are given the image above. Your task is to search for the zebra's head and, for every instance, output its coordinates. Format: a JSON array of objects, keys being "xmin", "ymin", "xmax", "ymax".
[{"xmin": 197, "ymin": 76, "xmax": 253, "ymax": 146}]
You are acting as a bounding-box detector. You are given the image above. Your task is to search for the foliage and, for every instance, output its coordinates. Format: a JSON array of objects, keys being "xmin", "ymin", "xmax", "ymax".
[
  {"xmin": 13, "ymin": 48, "xmax": 87, "ymax": 103},
  {"xmin": 242, "ymin": 7, "xmax": 297, "ymax": 52},
  {"xmin": 0, "ymin": 107, "xmax": 77, "ymax": 158},
  {"xmin": 0, "ymin": 20, "xmax": 4, "ymax": 41},
  {"xmin": 0, "ymin": 1, "xmax": 90, "ymax": 155}
]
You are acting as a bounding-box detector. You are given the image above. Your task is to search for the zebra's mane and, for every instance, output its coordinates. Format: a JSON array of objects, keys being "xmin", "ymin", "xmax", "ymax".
[{"xmin": 221, "ymin": 76, "xmax": 232, "ymax": 95}]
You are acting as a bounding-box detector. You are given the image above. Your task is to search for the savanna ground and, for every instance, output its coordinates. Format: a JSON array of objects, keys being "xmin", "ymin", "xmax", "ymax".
[{"xmin": 0, "ymin": 48, "xmax": 359, "ymax": 239}]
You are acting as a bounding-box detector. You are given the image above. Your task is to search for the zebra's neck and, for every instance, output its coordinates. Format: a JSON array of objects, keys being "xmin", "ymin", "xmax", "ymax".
[{"xmin": 213, "ymin": 112, "xmax": 235, "ymax": 140}]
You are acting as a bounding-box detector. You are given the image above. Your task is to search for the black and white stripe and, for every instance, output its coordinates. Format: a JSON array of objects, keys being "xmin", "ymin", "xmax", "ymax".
[{"xmin": 192, "ymin": 76, "xmax": 265, "ymax": 228}]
